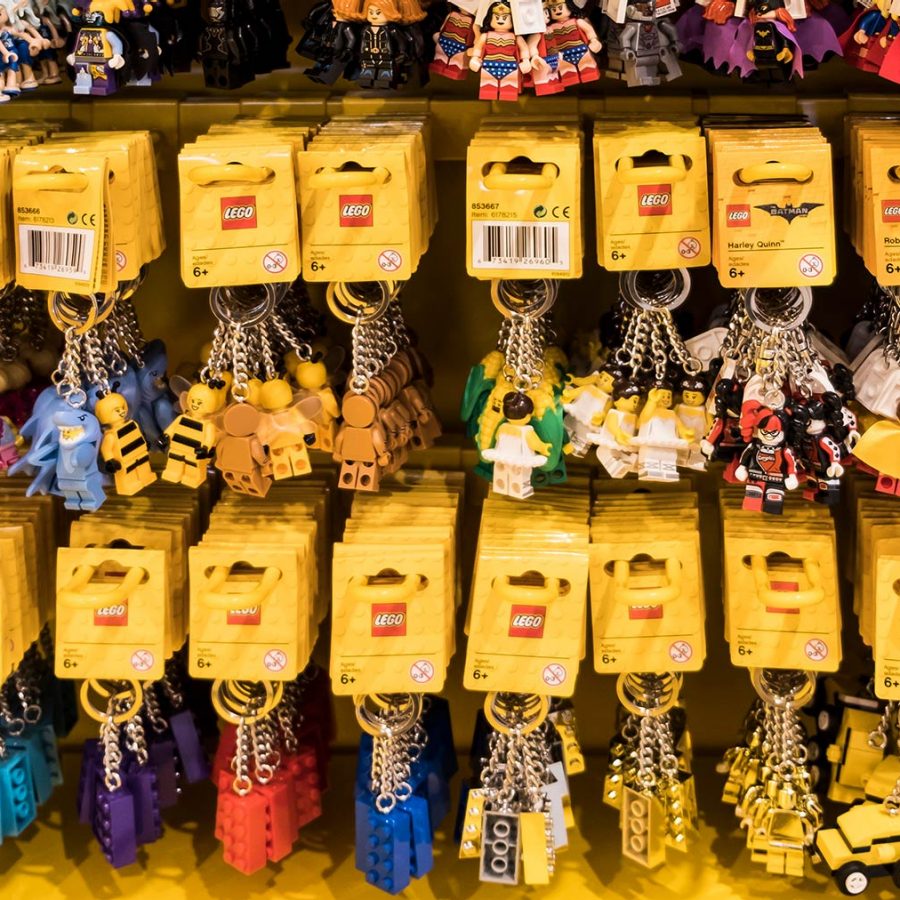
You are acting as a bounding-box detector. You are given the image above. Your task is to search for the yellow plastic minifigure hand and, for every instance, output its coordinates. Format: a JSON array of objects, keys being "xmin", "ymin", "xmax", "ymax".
[{"xmin": 776, "ymin": 46, "xmax": 793, "ymax": 62}]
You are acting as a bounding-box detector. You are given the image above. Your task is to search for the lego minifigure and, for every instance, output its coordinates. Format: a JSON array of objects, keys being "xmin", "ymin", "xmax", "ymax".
[
  {"xmin": 0, "ymin": 4, "xmax": 23, "ymax": 95},
  {"xmin": 469, "ymin": 1, "xmax": 531, "ymax": 101},
  {"xmin": 52, "ymin": 407, "xmax": 106, "ymax": 511},
  {"xmin": 700, "ymin": 375, "xmax": 746, "ymax": 476},
  {"xmin": 561, "ymin": 368, "xmax": 616, "ymax": 457},
  {"xmin": 333, "ymin": 390, "xmax": 391, "ymax": 491},
  {"xmin": 589, "ymin": 380, "xmax": 641, "ymax": 477},
  {"xmin": 135, "ymin": 339, "xmax": 176, "ymax": 449},
  {"xmin": 675, "ymin": 377, "xmax": 711, "ymax": 471},
  {"xmin": 545, "ymin": 0, "xmax": 601, "ymax": 86},
  {"xmin": 480, "ymin": 391, "xmax": 550, "ymax": 500},
  {"xmin": 526, "ymin": 0, "xmax": 563, "ymax": 94},
  {"xmin": 257, "ymin": 377, "xmax": 320, "ymax": 480},
  {"xmin": 215, "ymin": 403, "xmax": 271, "ymax": 497},
  {"xmin": 0, "ymin": 415, "xmax": 19, "ymax": 469},
  {"xmin": 795, "ymin": 394, "xmax": 845, "ymax": 506},
  {"xmin": 298, "ymin": 0, "xmax": 360, "ymax": 84},
  {"xmin": 429, "ymin": 1, "xmax": 475, "ymax": 79},
  {"xmin": 351, "ymin": 0, "xmax": 411, "ymax": 88},
  {"xmin": 4, "ymin": 0, "xmax": 46, "ymax": 89},
  {"xmin": 33, "ymin": 0, "xmax": 63, "ymax": 82},
  {"xmin": 603, "ymin": 0, "xmax": 682, "ymax": 87},
  {"xmin": 161, "ymin": 382, "xmax": 222, "ymax": 489},
  {"xmin": 633, "ymin": 384, "xmax": 693, "ymax": 481},
  {"xmin": 295, "ymin": 359, "xmax": 340, "ymax": 451},
  {"xmin": 734, "ymin": 405, "xmax": 798, "ymax": 514},
  {"xmin": 839, "ymin": 0, "xmax": 900, "ymax": 81},
  {"xmin": 400, "ymin": 380, "xmax": 441, "ymax": 450},
  {"xmin": 94, "ymin": 391, "xmax": 157, "ymax": 496},
  {"xmin": 731, "ymin": 0, "xmax": 800, "ymax": 80},
  {"xmin": 67, "ymin": 9, "xmax": 127, "ymax": 95}
]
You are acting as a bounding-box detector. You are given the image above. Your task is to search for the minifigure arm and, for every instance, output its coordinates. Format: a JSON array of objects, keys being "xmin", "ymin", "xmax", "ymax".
[
  {"xmin": 250, "ymin": 439, "xmax": 268, "ymax": 465},
  {"xmin": 638, "ymin": 396, "xmax": 658, "ymax": 427},
  {"xmin": 332, "ymin": 426, "xmax": 345, "ymax": 460},
  {"xmin": 99, "ymin": 431, "xmax": 119, "ymax": 465},
  {"xmin": 201, "ymin": 420, "xmax": 218, "ymax": 452},
  {"xmin": 578, "ymin": 16, "xmax": 602, "ymax": 50},
  {"xmin": 469, "ymin": 31, "xmax": 486, "ymax": 69},
  {"xmin": 608, "ymin": 415, "xmax": 632, "ymax": 447},
  {"xmin": 525, "ymin": 427, "xmax": 552, "ymax": 456},
  {"xmin": 320, "ymin": 390, "xmax": 340, "ymax": 420},
  {"xmin": 371, "ymin": 426, "xmax": 391, "ymax": 466},
  {"xmin": 526, "ymin": 32, "xmax": 548, "ymax": 69},
  {"xmin": 658, "ymin": 17, "xmax": 678, "ymax": 43},
  {"xmin": 515, "ymin": 34, "xmax": 531, "ymax": 71},
  {"xmin": 71, "ymin": 442, "xmax": 97, "ymax": 468},
  {"xmin": 676, "ymin": 418, "xmax": 694, "ymax": 440}
]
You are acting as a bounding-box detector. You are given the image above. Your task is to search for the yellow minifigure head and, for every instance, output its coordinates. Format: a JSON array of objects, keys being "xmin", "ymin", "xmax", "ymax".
[
  {"xmin": 295, "ymin": 360, "xmax": 328, "ymax": 391},
  {"xmin": 650, "ymin": 385, "xmax": 673, "ymax": 408},
  {"xmin": 615, "ymin": 381, "xmax": 642, "ymax": 413},
  {"xmin": 597, "ymin": 368, "xmax": 617, "ymax": 394},
  {"xmin": 94, "ymin": 391, "xmax": 129, "ymax": 426},
  {"xmin": 680, "ymin": 376, "xmax": 707, "ymax": 408},
  {"xmin": 185, "ymin": 382, "xmax": 222, "ymax": 416},
  {"xmin": 259, "ymin": 377, "xmax": 294, "ymax": 411},
  {"xmin": 244, "ymin": 377, "xmax": 264, "ymax": 406},
  {"xmin": 283, "ymin": 350, "xmax": 301, "ymax": 378},
  {"xmin": 502, "ymin": 390, "xmax": 534, "ymax": 425}
]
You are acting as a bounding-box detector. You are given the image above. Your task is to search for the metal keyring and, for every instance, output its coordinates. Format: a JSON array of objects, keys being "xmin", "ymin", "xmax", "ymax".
[
  {"xmin": 483, "ymin": 692, "xmax": 549, "ymax": 736},
  {"xmin": 80, "ymin": 679, "xmax": 144, "ymax": 724},
  {"xmin": 620, "ymin": 268, "xmax": 691, "ymax": 312},
  {"xmin": 744, "ymin": 286, "xmax": 813, "ymax": 334},
  {"xmin": 210, "ymin": 679, "xmax": 283, "ymax": 724},
  {"xmin": 491, "ymin": 278, "xmax": 557, "ymax": 319},
  {"xmin": 209, "ymin": 283, "xmax": 278, "ymax": 327},
  {"xmin": 47, "ymin": 291, "xmax": 99, "ymax": 335},
  {"xmin": 750, "ymin": 668, "xmax": 816, "ymax": 708},
  {"xmin": 354, "ymin": 692, "xmax": 422, "ymax": 737},
  {"xmin": 616, "ymin": 672, "xmax": 682, "ymax": 718},
  {"xmin": 326, "ymin": 281, "xmax": 393, "ymax": 324}
]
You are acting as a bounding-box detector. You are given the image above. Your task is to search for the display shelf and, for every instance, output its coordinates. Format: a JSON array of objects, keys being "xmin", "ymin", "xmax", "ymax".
[{"xmin": 0, "ymin": 750, "xmax": 864, "ymax": 900}]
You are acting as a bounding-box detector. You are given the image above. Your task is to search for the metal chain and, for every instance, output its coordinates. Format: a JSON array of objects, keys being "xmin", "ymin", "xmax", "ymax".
[
  {"xmin": 142, "ymin": 683, "xmax": 168, "ymax": 735},
  {"xmin": 52, "ymin": 327, "xmax": 87, "ymax": 408},
  {"xmin": 101, "ymin": 698, "xmax": 123, "ymax": 792},
  {"xmin": 123, "ymin": 701, "xmax": 149, "ymax": 767}
]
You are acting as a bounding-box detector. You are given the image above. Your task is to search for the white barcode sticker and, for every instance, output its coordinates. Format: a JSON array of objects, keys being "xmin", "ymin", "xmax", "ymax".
[
  {"xmin": 471, "ymin": 221, "xmax": 570, "ymax": 271},
  {"xmin": 18, "ymin": 224, "xmax": 94, "ymax": 281}
]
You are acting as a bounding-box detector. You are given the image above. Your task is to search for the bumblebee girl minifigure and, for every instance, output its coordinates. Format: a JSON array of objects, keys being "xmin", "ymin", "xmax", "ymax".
[{"xmin": 469, "ymin": 0, "xmax": 531, "ymax": 101}]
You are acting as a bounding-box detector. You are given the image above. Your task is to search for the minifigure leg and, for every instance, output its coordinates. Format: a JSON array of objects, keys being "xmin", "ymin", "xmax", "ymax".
[
  {"xmin": 508, "ymin": 464, "xmax": 534, "ymax": 500},
  {"xmin": 492, "ymin": 462, "xmax": 510, "ymax": 496},
  {"xmin": 161, "ymin": 458, "xmax": 185, "ymax": 484}
]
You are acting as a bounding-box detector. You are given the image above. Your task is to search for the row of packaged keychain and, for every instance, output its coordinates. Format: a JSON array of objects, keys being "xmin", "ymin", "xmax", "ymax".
[
  {"xmin": 0, "ymin": 114, "xmax": 900, "ymax": 519},
  {"xmin": 11, "ymin": 0, "xmax": 900, "ymax": 99},
  {"xmin": 3, "ymin": 467, "xmax": 900, "ymax": 893}
]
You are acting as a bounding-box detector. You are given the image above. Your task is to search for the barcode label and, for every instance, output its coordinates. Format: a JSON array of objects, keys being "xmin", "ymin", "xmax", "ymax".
[
  {"xmin": 472, "ymin": 221, "xmax": 570, "ymax": 271},
  {"xmin": 18, "ymin": 225, "xmax": 94, "ymax": 281}
]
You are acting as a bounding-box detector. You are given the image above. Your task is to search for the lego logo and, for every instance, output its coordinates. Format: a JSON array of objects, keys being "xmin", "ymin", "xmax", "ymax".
[
  {"xmin": 372, "ymin": 602, "xmax": 406, "ymax": 636},
  {"xmin": 509, "ymin": 604, "xmax": 546, "ymax": 638},
  {"xmin": 221, "ymin": 196, "xmax": 257, "ymax": 230},
  {"xmin": 511, "ymin": 614, "xmax": 544, "ymax": 628},
  {"xmin": 227, "ymin": 605, "xmax": 261, "ymax": 625},
  {"xmin": 94, "ymin": 604, "xmax": 127, "ymax": 626},
  {"xmin": 727, "ymin": 204, "xmax": 751, "ymax": 227},
  {"xmin": 224, "ymin": 205, "xmax": 254, "ymax": 220},
  {"xmin": 340, "ymin": 194, "xmax": 374, "ymax": 227},
  {"xmin": 637, "ymin": 184, "xmax": 672, "ymax": 216},
  {"xmin": 883, "ymin": 201, "xmax": 900, "ymax": 222}
]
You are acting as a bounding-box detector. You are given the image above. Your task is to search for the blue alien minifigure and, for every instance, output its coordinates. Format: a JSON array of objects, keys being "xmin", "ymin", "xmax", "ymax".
[{"xmin": 135, "ymin": 340, "xmax": 176, "ymax": 448}]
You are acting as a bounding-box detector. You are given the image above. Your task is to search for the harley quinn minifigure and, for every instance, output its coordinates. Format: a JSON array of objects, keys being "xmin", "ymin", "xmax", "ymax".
[{"xmin": 734, "ymin": 405, "xmax": 799, "ymax": 515}]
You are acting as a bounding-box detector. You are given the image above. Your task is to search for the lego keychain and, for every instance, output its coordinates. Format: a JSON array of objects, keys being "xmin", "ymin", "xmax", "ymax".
[
  {"xmin": 816, "ymin": 702, "xmax": 900, "ymax": 893},
  {"xmin": 704, "ymin": 287, "xmax": 856, "ymax": 512},
  {"xmin": 597, "ymin": 269, "xmax": 705, "ymax": 482},
  {"xmin": 464, "ymin": 279, "xmax": 566, "ymax": 499},
  {"xmin": 850, "ymin": 283, "xmax": 900, "ymax": 494},
  {"xmin": 604, "ymin": 672, "xmax": 697, "ymax": 867},
  {"xmin": 602, "ymin": 0, "xmax": 683, "ymax": 87},
  {"xmin": 328, "ymin": 280, "xmax": 440, "ymax": 492},
  {"xmin": 719, "ymin": 669, "xmax": 822, "ymax": 877},
  {"xmin": 459, "ymin": 692, "xmax": 562, "ymax": 886}
]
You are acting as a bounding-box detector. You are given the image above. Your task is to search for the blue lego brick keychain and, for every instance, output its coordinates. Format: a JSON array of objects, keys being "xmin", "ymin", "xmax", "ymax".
[
  {"xmin": 0, "ymin": 743, "xmax": 37, "ymax": 839},
  {"xmin": 355, "ymin": 797, "xmax": 413, "ymax": 895}
]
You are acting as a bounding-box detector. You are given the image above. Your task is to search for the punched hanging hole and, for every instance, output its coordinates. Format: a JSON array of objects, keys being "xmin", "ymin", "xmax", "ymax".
[{"xmin": 734, "ymin": 161, "xmax": 814, "ymax": 186}]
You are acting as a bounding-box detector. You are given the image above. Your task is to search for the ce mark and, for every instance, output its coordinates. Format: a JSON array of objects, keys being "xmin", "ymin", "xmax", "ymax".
[
  {"xmin": 551, "ymin": 206, "xmax": 570, "ymax": 219},
  {"xmin": 81, "ymin": 213, "xmax": 97, "ymax": 226}
]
